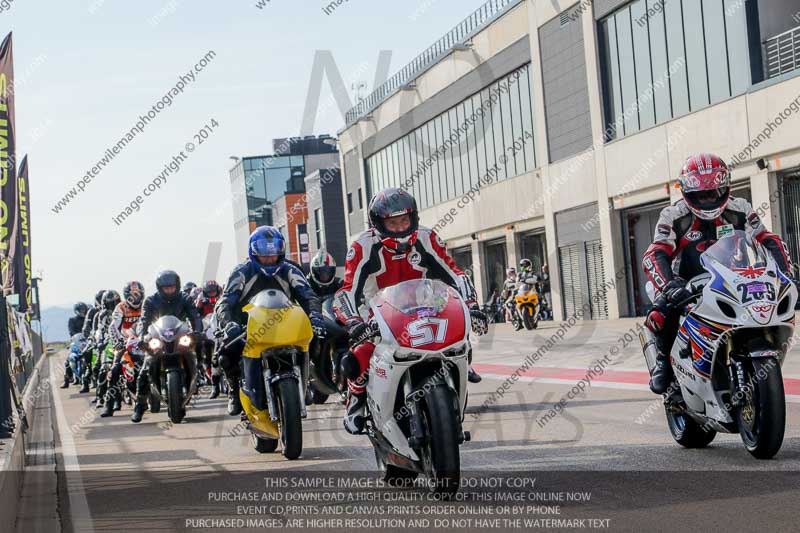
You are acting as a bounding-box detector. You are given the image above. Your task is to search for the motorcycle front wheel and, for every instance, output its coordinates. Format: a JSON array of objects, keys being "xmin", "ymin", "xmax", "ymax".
[
  {"xmin": 736, "ymin": 358, "xmax": 785, "ymax": 459},
  {"xmin": 666, "ymin": 407, "xmax": 716, "ymax": 448},
  {"xmin": 277, "ymin": 379, "xmax": 303, "ymax": 460},
  {"xmin": 167, "ymin": 371, "xmax": 185, "ymax": 424},
  {"xmin": 521, "ymin": 307, "xmax": 536, "ymax": 330},
  {"xmin": 421, "ymin": 384, "xmax": 460, "ymax": 497},
  {"xmin": 252, "ymin": 433, "xmax": 279, "ymax": 453}
]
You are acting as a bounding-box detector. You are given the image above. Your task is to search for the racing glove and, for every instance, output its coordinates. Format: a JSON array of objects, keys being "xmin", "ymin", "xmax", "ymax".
[
  {"xmin": 310, "ymin": 311, "xmax": 327, "ymax": 339},
  {"xmin": 223, "ymin": 322, "xmax": 243, "ymax": 342},
  {"xmin": 468, "ymin": 303, "xmax": 489, "ymax": 336},
  {"xmin": 346, "ymin": 319, "xmax": 372, "ymax": 348},
  {"xmin": 663, "ymin": 278, "xmax": 692, "ymax": 307}
]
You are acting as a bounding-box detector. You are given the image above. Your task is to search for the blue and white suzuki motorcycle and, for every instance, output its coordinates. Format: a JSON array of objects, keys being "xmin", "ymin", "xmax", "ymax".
[{"xmin": 641, "ymin": 230, "xmax": 797, "ymax": 459}]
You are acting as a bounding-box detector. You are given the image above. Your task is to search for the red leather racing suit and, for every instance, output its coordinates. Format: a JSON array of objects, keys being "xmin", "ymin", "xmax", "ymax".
[{"xmin": 333, "ymin": 226, "xmax": 477, "ymax": 393}]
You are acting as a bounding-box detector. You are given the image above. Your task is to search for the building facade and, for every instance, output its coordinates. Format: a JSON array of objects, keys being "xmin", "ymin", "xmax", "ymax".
[
  {"xmin": 305, "ymin": 168, "xmax": 349, "ymax": 272},
  {"xmin": 229, "ymin": 135, "xmax": 338, "ymax": 260},
  {"xmin": 338, "ymin": 0, "xmax": 800, "ymax": 321}
]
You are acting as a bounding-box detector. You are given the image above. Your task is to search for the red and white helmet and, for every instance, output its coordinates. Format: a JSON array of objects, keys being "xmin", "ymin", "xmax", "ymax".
[{"xmin": 678, "ymin": 153, "xmax": 731, "ymax": 220}]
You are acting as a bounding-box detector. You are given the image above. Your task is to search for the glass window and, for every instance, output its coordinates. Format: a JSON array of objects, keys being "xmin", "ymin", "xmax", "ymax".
[
  {"xmin": 347, "ymin": 192, "xmax": 353, "ymax": 214},
  {"xmin": 647, "ymin": 0, "xmax": 673, "ymax": 123},
  {"xmin": 631, "ymin": 0, "xmax": 656, "ymax": 130},
  {"xmin": 725, "ymin": 0, "xmax": 750, "ymax": 95},
  {"xmin": 703, "ymin": 0, "xmax": 730, "ymax": 104},
  {"xmin": 601, "ymin": 15, "xmax": 625, "ymax": 139},
  {"xmin": 448, "ymin": 108, "xmax": 464, "ymax": 197},
  {"xmin": 664, "ymin": 0, "xmax": 690, "ymax": 117},
  {"xmin": 682, "ymin": 0, "xmax": 709, "ymax": 109},
  {"xmin": 265, "ymin": 167, "xmax": 291, "ymax": 202},
  {"xmin": 615, "ymin": 7, "xmax": 639, "ymax": 136},
  {"xmin": 507, "ymin": 71, "xmax": 526, "ymax": 174},
  {"xmin": 397, "ymin": 137, "xmax": 408, "ymax": 192},
  {"xmin": 490, "ymin": 82, "xmax": 506, "ymax": 180},
  {"xmin": 442, "ymin": 112, "xmax": 457, "ymax": 201},
  {"xmin": 472, "ymin": 94, "xmax": 488, "ymax": 183},
  {"xmin": 429, "ymin": 121, "xmax": 442, "ymax": 205},
  {"xmin": 519, "ymin": 66, "xmax": 537, "ymax": 170},
  {"xmin": 290, "ymin": 156, "xmax": 304, "ymax": 167},
  {"xmin": 415, "ymin": 128, "xmax": 427, "ymax": 209},
  {"xmin": 401, "ymin": 135, "xmax": 412, "ymax": 193},
  {"xmin": 481, "ymin": 88, "xmax": 498, "ymax": 173},
  {"xmin": 409, "ymin": 134, "xmax": 421, "ymax": 204},
  {"xmin": 388, "ymin": 143, "xmax": 398, "ymax": 189},
  {"xmin": 433, "ymin": 115, "xmax": 452, "ymax": 200},
  {"xmin": 358, "ymin": 188, "xmax": 363, "ymax": 209},
  {"xmin": 457, "ymin": 103, "xmax": 472, "ymax": 192},
  {"xmin": 366, "ymin": 157, "xmax": 375, "ymax": 196},
  {"xmin": 499, "ymin": 78, "xmax": 516, "ymax": 178}
]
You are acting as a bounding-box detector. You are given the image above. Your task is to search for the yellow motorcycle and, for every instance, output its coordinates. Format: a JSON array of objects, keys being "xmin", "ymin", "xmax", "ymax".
[
  {"xmin": 514, "ymin": 277, "xmax": 540, "ymax": 330},
  {"xmin": 239, "ymin": 289, "xmax": 313, "ymax": 460}
]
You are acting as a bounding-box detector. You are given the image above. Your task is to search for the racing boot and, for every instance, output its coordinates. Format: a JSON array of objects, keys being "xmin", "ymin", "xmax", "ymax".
[
  {"xmin": 227, "ymin": 380, "xmax": 242, "ymax": 416},
  {"xmin": 61, "ymin": 366, "xmax": 72, "ymax": 389},
  {"xmin": 468, "ymin": 366, "xmax": 482, "ymax": 384},
  {"xmin": 131, "ymin": 402, "xmax": 146, "ymax": 423},
  {"xmin": 343, "ymin": 390, "xmax": 367, "ymax": 435},
  {"xmin": 79, "ymin": 379, "xmax": 90, "ymax": 393},
  {"xmin": 649, "ymin": 352, "xmax": 673, "ymax": 394},
  {"xmin": 100, "ymin": 389, "xmax": 116, "ymax": 417},
  {"xmin": 209, "ymin": 374, "xmax": 221, "ymax": 399}
]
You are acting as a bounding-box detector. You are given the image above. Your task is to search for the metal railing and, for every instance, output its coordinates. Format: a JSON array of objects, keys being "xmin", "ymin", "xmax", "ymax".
[
  {"xmin": 765, "ymin": 24, "xmax": 800, "ymax": 79},
  {"xmin": 343, "ymin": 0, "xmax": 523, "ymax": 127}
]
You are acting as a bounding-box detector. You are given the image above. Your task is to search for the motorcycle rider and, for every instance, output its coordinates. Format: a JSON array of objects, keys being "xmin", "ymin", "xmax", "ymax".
[
  {"xmin": 539, "ymin": 263, "xmax": 551, "ymax": 320},
  {"xmin": 182, "ymin": 282, "xmax": 197, "ymax": 297},
  {"xmin": 333, "ymin": 187, "xmax": 489, "ymax": 435},
  {"xmin": 93, "ymin": 290, "xmax": 121, "ymax": 407},
  {"xmin": 131, "ymin": 270, "xmax": 203, "ymax": 423},
  {"xmin": 643, "ymin": 153, "xmax": 791, "ymax": 394},
  {"xmin": 100, "ymin": 281, "xmax": 145, "ymax": 417},
  {"xmin": 79, "ymin": 290, "xmax": 107, "ymax": 393},
  {"xmin": 62, "ymin": 302, "xmax": 88, "ymax": 388},
  {"xmin": 215, "ymin": 226, "xmax": 326, "ymax": 416},
  {"xmin": 308, "ymin": 249, "xmax": 343, "ymax": 298},
  {"xmin": 196, "ymin": 280, "xmax": 223, "ymax": 398},
  {"xmin": 500, "ymin": 268, "xmax": 519, "ymax": 327}
]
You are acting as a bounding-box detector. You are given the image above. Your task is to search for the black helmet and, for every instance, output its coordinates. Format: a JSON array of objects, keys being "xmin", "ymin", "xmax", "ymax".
[
  {"xmin": 74, "ymin": 302, "xmax": 89, "ymax": 317},
  {"xmin": 310, "ymin": 250, "xmax": 337, "ymax": 287},
  {"xmin": 102, "ymin": 290, "xmax": 121, "ymax": 311},
  {"xmin": 368, "ymin": 187, "xmax": 419, "ymax": 252},
  {"xmin": 94, "ymin": 290, "xmax": 106, "ymax": 307},
  {"xmin": 157, "ymin": 270, "xmax": 182, "ymax": 303},
  {"xmin": 202, "ymin": 280, "xmax": 222, "ymax": 298},
  {"xmin": 182, "ymin": 281, "xmax": 197, "ymax": 296},
  {"xmin": 124, "ymin": 281, "xmax": 145, "ymax": 309}
]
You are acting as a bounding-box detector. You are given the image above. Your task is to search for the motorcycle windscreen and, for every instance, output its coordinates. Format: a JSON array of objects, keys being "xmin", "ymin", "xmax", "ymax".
[
  {"xmin": 149, "ymin": 315, "xmax": 189, "ymax": 342},
  {"xmin": 242, "ymin": 305, "xmax": 313, "ymax": 356},
  {"xmin": 372, "ymin": 279, "xmax": 467, "ymax": 350},
  {"xmin": 701, "ymin": 230, "xmax": 769, "ymax": 273}
]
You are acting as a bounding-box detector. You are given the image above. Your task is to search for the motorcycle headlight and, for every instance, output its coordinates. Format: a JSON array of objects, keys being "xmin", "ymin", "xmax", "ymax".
[
  {"xmin": 148, "ymin": 338, "xmax": 163, "ymax": 351},
  {"xmin": 178, "ymin": 335, "xmax": 193, "ymax": 347}
]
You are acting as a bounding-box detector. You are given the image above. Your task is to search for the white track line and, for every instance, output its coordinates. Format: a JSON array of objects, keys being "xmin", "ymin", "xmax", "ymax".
[
  {"xmin": 49, "ymin": 356, "xmax": 96, "ymax": 533},
  {"xmin": 478, "ymin": 373, "xmax": 800, "ymax": 403}
]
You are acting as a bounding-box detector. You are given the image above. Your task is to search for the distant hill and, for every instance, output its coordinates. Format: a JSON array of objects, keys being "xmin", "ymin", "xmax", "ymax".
[{"xmin": 41, "ymin": 306, "xmax": 74, "ymax": 342}]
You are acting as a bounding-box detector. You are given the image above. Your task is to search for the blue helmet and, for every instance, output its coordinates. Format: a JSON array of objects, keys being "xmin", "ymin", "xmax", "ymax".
[{"xmin": 248, "ymin": 226, "xmax": 286, "ymax": 277}]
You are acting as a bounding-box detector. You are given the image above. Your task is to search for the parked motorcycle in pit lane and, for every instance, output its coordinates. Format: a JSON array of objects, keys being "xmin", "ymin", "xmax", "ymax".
[
  {"xmin": 641, "ymin": 230, "xmax": 797, "ymax": 459},
  {"xmin": 145, "ymin": 316, "xmax": 198, "ymax": 424},
  {"xmin": 307, "ymin": 296, "xmax": 348, "ymax": 405},
  {"xmin": 238, "ymin": 289, "xmax": 313, "ymax": 459},
  {"xmin": 514, "ymin": 276, "xmax": 540, "ymax": 330},
  {"xmin": 361, "ymin": 278, "xmax": 471, "ymax": 497}
]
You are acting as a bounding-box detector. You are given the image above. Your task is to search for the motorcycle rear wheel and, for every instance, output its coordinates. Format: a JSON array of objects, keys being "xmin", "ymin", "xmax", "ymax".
[
  {"xmin": 277, "ymin": 379, "xmax": 303, "ymax": 460},
  {"xmin": 167, "ymin": 371, "xmax": 185, "ymax": 424},
  {"xmin": 422, "ymin": 385, "xmax": 461, "ymax": 497},
  {"xmin": 736, "ymin": 358, "xmax": 785, "ymax": 459}
]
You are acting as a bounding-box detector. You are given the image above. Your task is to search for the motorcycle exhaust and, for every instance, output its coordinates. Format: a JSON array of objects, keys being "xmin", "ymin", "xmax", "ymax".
[{"xmin": 639, "ymin": 327, "xmax": 658, "ymax": 376}]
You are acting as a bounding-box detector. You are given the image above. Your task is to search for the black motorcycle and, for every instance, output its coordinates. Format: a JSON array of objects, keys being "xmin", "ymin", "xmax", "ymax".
[
  {"xmin": 306, "ymin": 297, "xmax": 348, "ymax": 405},
  {"xmin": 145, "ymin": 316, "xmax": 197, "ymax": 424}
]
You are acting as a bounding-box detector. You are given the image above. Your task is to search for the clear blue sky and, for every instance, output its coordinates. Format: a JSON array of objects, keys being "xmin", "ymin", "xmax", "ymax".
[{"xmin": 3, "ymin": 0, "xmax": 488, "ymax": 307}]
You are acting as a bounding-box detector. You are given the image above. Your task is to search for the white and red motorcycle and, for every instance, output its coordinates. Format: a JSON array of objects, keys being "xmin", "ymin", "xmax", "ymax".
[
  {"xmin": 363, "ymin": 279, "xmax": 471, "ymax": 496},
  {"xmin": 642, "ymin": 230, "xmax": 797, "ymax": 459}
]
